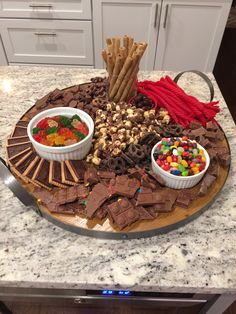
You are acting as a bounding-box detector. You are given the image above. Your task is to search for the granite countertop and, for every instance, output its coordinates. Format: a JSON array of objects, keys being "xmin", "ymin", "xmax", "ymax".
[{"xmin": 0, "ymin": 66, "xmax": 236, "ymax": 294}]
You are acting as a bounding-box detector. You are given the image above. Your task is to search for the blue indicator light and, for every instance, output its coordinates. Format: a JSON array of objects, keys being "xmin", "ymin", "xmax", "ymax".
[
  {"xmin": 102, "ymin": 290, "xmax": 108, "ymax": 295},
  {"xmin": 118, "ymin": 291, "xmax": 130, "ymax": 296},
  {"xmin": 108, "ymin": 290, "xmax": 113, "ymax": 295}
]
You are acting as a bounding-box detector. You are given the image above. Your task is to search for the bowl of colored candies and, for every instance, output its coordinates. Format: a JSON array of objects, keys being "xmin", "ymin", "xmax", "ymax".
[
  {"xmin": 27, "ymin": 107, "xmax": 94, "ymax": 161},
  {"xmin": 151, "ymin": 136, "xmax": 210, "ymax": 189}
]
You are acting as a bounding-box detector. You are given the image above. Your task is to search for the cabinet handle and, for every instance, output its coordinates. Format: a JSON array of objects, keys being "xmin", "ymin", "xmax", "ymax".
[
  {"xmin": 163, "ymin": 4, "xmax": 169, "ymax": 29},
  {"xmin": 154, "ymin": 3, "xmax": 159, "ymax": 28},
  {"xmin": 34, "ymin": 32, "xmax": 57, "ymax": 36},
  {"xmin": 29, "ymin": 3, "xmax": 53, "ymax": 8}
]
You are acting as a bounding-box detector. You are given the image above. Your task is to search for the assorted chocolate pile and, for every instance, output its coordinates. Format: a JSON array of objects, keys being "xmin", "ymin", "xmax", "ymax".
[{"xmin": 6, "ymin": 77, "xmax": 230, "ymax": 231}]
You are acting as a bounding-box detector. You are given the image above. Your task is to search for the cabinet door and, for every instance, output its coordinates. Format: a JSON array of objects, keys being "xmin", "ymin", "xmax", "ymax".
[
  {"xmin": 0, "ymin": 19, "xmax": 93, "ymax": 65},
  {"xmin": 0, "ymin": 35, "xmax": 7, "ymax": 65},
  {"xmin": 155, "ymin": 0, "xmax": 231, "ymax": 71},
  {"xmin": 93, "ymin": 0, "xmax": 161, "ymax": 70}
]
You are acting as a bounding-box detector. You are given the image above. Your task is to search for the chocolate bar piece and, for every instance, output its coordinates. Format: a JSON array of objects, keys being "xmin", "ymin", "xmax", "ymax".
[
  {"xmin": 49, "ymin": 160, "xmax": 67, "ymax": 188},
  {"xmin": 65, "ymin": 160, "xmax": 87, "ymax": 182},
  {"xmin": 56, "ymin": 201, "xmax": 85, "ymax": 215},
  {"xmin": 32, "ymin": 159, "xmax": 53, "ymax": 190},
  {"xmin": 147, "ymin": 171, "xmax": 165, "ymax": 186},
  {"xmin": 198, "ymin": 173, "xmax": 216, "ymax": 196},
  {"xmin": 7, "ymin": 136, "xmax": 30, "ymax": 145},
  {"xmin": 208, "ymin": 160, "xmax": 220, "ymax": 177},
  {"xmin": 61, "ymin": 161, "xmax": 77, "ymax": 186},
  {"xmin": 86, "ymin": 183, "xmax": 111, "ymax": 218},
  {"xmin": 11, "ymin": 126, "xmax": 28, "ymax": 137},
  {"xmin": 218, "ymin": 153, "xmax": 230, "ymax": 167},
  {"xmin": 175, "ymin": 190, "xmax": 194, "ymax": 208},
  {"xmin": 84, "ymin": 167, "xmax": 99, "ymax": 185},
  {"xmin": 189, "ymin": 127, "xmax": 206, "ymax": 139},
  {"xmin": 112, "ymin": 175, "xmax": 140, "ymax": 198},
  {"xmin": 16, "ymin": 120, "xmax": 28, "ymax": 128},
  {"xmin": 205, "ymin": 131, "xmax": 217, "ymax": 141},
  {"xmin": 136, "ymin": 188, "xmax": 177, "ymax": 211},
  {"xmin": 108, "ymin": 198, "xmax": 139, "ymax": 230},
  {"xmin": 33, "ymin": 187, "xmax": 54, "ymax": 204},
  {"xmin": 95, "ymin": 204, "xmax": 108, "ymax": 220},
  {"xmin": 189, "ymin": 121, "xmax": 203, "ymax": 130},
  {"xmin": 7, "ymin": 143, "xmax": 32, "ymax": 159},
  {"xmin": 206, "ymin": 121, "xmax": 218, "ymax": 131},
  {"xmin": 97, "ymin": 171, "xmax": 115, "ymax": 179},
  {"xmin": 35, "ymin": 92, "xmax": 51, "ymax": 109},
  {"xmin": 136, "ymin": 205, "xmax": 154, "ymax": 220},
  {"xmin": 52, "ymin": 185, "xmax": 88, "ymax": 205}
]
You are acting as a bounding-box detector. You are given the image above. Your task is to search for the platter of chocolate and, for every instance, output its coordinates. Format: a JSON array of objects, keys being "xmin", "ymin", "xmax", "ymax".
[{"xmin": 4, "ymin": 36, "xmax": 231, "ymax": 239}]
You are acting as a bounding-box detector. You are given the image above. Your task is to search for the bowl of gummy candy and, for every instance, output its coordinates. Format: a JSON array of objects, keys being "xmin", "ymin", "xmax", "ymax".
[
  {"xmin": 27, "ymin": 107, "xmax": 94, "ymax": 161},
  {"xmin": 151, "ymin": 136, "xmax": 210, "ymax": 189}
]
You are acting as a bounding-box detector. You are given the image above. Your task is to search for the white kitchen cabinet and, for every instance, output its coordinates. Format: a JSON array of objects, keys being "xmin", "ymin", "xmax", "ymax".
[
  {"xmin": 155, "ymin": 0, "xmax": 232, "ymax": 71},
  {"xmin": 0, "ymin": 19, "xmax": 93, "ymax": 65},
  {"xmin": 93, "ymin": 0, "xmax": 162, "ymax": 70}
]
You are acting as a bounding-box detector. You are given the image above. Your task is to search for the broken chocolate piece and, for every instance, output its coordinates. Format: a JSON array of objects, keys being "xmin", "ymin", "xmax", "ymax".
[
  {"xmin": 135, "ymin": 205, "xmax": 154, "ymax": 220},
  {"xmin": 218, "ymin": 153, "xmax": 231, "ymax": 167},
  {"xmin": 175, "ymin": 190, "xmax": 194, "ymax": 208},
  {"xmin": 33, "ymin": 187, "xmax": 54, "ymax": 204},
  {"xmin": 136, "ymin": 188, "xmax": 166, "ymax": 206},
  {"xmin": 198, "ymin": 173, "xmax": 216, "ymax": 196},
  {"xmin": 108, "ymin": 198, "xmax": 139, "ymax": 229},
  {"xmin": 86, "ymin": 183, "xmax": 111, "ymax": 218},
  {"xmin": 207, "ymin": 160, "xmax": 220, "ymax": 177},
  {"xmin": 84, "ymin": 167, "xmax": 99, "ymax": 185},
  {"xmin": 112, "ymin": 175, "xmax": 140, "ymax": 198},
  {"xmin": 53, "ymin": 185, "xmax": 88, "ymax": 205},
  {"xmin": 97, "ymin": 170, "xmax": 116, "ymax": 179},
  {"xmin": 147, "ymin": 171, "xmax": 165, "ymax": 186}
]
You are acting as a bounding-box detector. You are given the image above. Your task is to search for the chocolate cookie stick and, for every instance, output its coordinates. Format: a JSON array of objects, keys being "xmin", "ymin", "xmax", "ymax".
[{"xmin": 49, "ymin": 160, "xmax": 68, "ymax": 188}]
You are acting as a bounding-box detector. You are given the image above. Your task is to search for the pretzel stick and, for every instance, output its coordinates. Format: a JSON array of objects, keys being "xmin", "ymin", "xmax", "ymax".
[
  {"xmin": 114, "ymin": 38, "xmax": 120, "ymax": 56},
  {"xmin": 106, "ymin": 38, "xmax": 112, "ymax": 45},
  {"xmin": 109, "ymin": 56, "xmax": 133, "ymax": 99},
  {"xmin": 129, "ymin": 42, "xmax": 139, "ymax": 57},
  {"xmin": 120, "ymin": 46, "xmax": 147, "ymax": 101},
  {"xmin": 113, "ymin": 54, "xmax": 139, "ymax": 102},
  {"xmin": 101, "ymin": 49, "xmax": 107, "ymax": 64},
  {"xmin": 123, "ymin": 35, "xmax": 129, "ymax": 51},
  {"xmin": 109, "ymin": 54, "xmax": 123, "ymax": 93},
  {"xmin": 107, "ymin": 53, "xmax": 114, "ymax": 79},
  {"xmin": 128, "ymin": 37, "xmax": 134, "ymax": 52}
]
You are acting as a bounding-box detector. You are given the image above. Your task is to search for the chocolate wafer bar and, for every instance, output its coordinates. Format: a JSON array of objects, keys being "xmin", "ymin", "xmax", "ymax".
[
  {"xmin": 65, "ymin": 160, "xmax": 87, "ymax": 182},
  {"xmin": 11, "ymin": 126, "xmax": 28, "ymax": 137},
  {"xmin": 86, "ymin": 183, "xmax": 111, "ymax": 218},
  {"xmin": 49, "ymin": 160, "xmax": 67, "ymax": 188},
  {"xmin": 108, "ymin": 198, "xmax": 139, "ymax": 230},
  {"xmin": 24, "ymin": 157, "xmax": 41, "ymax": 187},
  {"xmin": 7, "ymin": 136, "xmax": 29, "ymax": 146},
  {"xmin": 7, "ymin": 142, "xmax": 32, "ymax": 160},
  {"xmin": 15, "ymin": 151, "xmax": 38, "ymax": 174},
  {"xmin": 16, "ymin": 120, "xmax": 29, "ymax": 128},
  {"xmin": 61, "ymin": 161, "xmax": 77, "ymax": 186},
  {"xmin": 7, "ymin": 147, "xmax": 32, "ymax": 166},
  {"xmin": 32, "ymin": 159, "xmax": 53, "ymax": 190}
]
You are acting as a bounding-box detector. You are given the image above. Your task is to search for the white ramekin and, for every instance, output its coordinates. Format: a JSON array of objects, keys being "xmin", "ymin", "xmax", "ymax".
[
  {"xmin": 27, "ymin": 107, "xmax": 94, "ymax": 161},
  {"xmin": 151, "ymin": 139, "xmax": 210, "ymax": 189}
]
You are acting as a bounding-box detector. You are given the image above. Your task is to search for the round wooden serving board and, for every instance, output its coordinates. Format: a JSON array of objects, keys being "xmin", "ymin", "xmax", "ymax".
[{"xmin": 7, "ymin": 85, "xmax": 231, "ymax": 240}]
